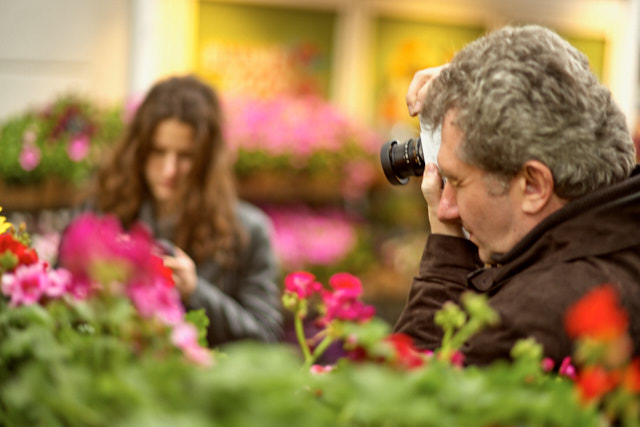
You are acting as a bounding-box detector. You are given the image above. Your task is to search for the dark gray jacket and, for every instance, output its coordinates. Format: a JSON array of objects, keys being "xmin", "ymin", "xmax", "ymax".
[
  {"xmin": 395, "ymin": 167, "xmax": 640, "ymax": 366},
  {"xmin": 138, "ymin": 200, "xmax": 283, "ymax": 348}
]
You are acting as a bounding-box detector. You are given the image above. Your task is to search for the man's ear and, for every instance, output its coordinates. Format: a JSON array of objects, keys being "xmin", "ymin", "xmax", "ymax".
[{"xmin": 519, "ymin": 160, "xmax": 555, "ymax": 214}]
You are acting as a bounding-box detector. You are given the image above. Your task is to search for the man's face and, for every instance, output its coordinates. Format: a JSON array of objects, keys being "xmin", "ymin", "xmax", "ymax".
[
  {"xmin": 144, "ymin": 118, "xmax": 195, "ymax": 213},
  {"xmin": 436, "ymin": 110, "xmax": 524, "ymax": 263}
]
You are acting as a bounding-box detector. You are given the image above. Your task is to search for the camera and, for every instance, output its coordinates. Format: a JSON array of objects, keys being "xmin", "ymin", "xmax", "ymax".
[
  {"xmin": 380, "ymin": 138, "xmax": 425, "ymax": 185},
  {"xmin": 380, "ymin": 122, "xmax": 441, "ymax": 185}
]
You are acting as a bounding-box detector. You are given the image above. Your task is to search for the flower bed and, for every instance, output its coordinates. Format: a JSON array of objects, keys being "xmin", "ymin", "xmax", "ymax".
[
  {"xmin": 1, "ymin": 209, "xmax": 639, "ymax": 426},
  {"xmin": 0, "ymin": 95, "xmax": 124, "ymax": 187}
]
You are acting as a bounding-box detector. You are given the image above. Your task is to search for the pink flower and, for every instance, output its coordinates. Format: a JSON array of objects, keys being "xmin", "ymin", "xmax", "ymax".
[
  {"xmin": 127, "ymin": 278, "xmax": 184, "ymax": 325},
  {"xmin": 66, "ymin": 275, "xmax": 95, "ymax": 300},
  {"xmin": 67, "ymin": 135, "xmax": 90, "ymax": 161},
  {"xmin": 320, "ymin": 290, "xmax": 375, "ymax": 325},
  {"xmin": 171, "ymin": 322, "xmax": 212, "ymax": 366},
  {"xmin": 310, "ymin": 364, "xmax": 335, "ymax": 375},
  {"xmin": 45, "ymin": 267, "xmax": 72, "ymax": 298},
  {"xmin": 284, "ymin": 271, "xmax": 322, "ymax": 299},
  {"xmin": 1, "ymin": 261, "xmax": 48, "ymax": 306},
  {"xmin": 328, "ymin": 272, "xmax": 363, "ymax": 299},
  {"xmin": 19, "ymin": 143, "xmax": 41, "ymax": 171},
  {"xmin": 59, "ymin": 213, "xmax": 157, "ymax": 292},
  {"xmin": 559, "ymin": 356, "xmax": 577, "ymax": 380},
  {"xmin": 265, "ymin": 206, "xmax": 358, "ymax": 269},
  {"xmin": 450, "ymin": 351, "xmax": 465, "ymax": 368},
  {"xmin": 32, "ymin": 232, "xmax": 61, "ymax": 265},
  {"xmin": 541, "ymin": 357, "xmax": 555, "ymax": 372}
]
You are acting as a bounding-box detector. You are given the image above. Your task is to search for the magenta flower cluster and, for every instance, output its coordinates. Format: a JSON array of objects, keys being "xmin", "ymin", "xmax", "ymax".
[
  {"xmin": 285, "ymin": 271, "xmax": 375, "ymax": 325},
  {"xmin": 318, "ymin": 272, "xmax": 375, "ymax": 326},
  {"xmin": 2, "ymin": 213, "xmax": 211, "ymax": 366},
  {"xmin": 2, "ymin": 261, "xmax": 71, "ymax": 307},
  {"xmin": 264, "ymin": 206, "xmax": 358, "ymax": 269},
  {"xmin": 223, "ymin": 94, "xmax": 382, "ymax": 160}
]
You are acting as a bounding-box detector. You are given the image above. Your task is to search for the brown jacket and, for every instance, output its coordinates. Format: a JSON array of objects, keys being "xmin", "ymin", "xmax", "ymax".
[{"xmin": 394, "ymin": 167, "xmax": 640, "ymax": 366}]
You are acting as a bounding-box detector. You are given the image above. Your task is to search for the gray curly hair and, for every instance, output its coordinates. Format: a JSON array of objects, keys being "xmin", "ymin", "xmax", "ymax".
[{"xmin": 421, "ymin": 25, "xmax": 636, "ymax": 200}]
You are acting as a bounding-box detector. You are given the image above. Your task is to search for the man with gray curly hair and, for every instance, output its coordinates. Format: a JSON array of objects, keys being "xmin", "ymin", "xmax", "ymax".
[{"xmin": 394, "ymin": 25, "xmax": 640, "ymax": 366}]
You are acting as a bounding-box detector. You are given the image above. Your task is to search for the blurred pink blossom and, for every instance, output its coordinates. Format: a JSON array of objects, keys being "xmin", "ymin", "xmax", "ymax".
[
  {"xmin": 559, "ymin": 356, "xmax": 577, "ymax": 379},
  {"xmin": 58, "ymin": 213, "xmax": 156, "ymax": 294},
  {"xmin": 1, "ymin": 261, "xmax": 72, "ymax": 306},
  {"xmin": 45, "ymin": 267, "xmax": 72, "ymax": 298},
  {"xmin": 32, "ymin": 232, "xmax": 61, "ymax": 265},
  {"xmin": 19, "ymin": 143, "xmax": 41, "ymax": 171},
  {"xmin": 542, "ymin": 357, "xmax": 555, "ymax": 372},
  {"xmin": 67, "ymin": 135, "xmax": 90, "ymax": 161},
  {"xmin": 310, "ymin": 364, "xmax": 335, "ymax": 374},
  {"xmin": 127, "ymin": 277, "xmax": 184, "ymax": 326},
  {"xmin": 1, "ymin": 262, "xmax": 47, "ymax": 306},
  {"xmin": 264, "ymin": 206, "xmax": 358, "ymax": 269},
  {"xmin": 222, "ymin": 94, "xmax": 382, "ymax": 160},
  {"xmin": 171, "ymin": 322, "xmax": 213, "ymax": 366}
]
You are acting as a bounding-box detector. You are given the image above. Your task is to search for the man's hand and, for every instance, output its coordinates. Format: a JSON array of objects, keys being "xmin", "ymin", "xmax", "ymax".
[
  {"xmin": 406, "ymin": 65, "xmax": 447, "ymax": 117},
  {"xmin": 162, "ymin": 246, "xmax": 198, "ymax": 301},
  {"xmin": 422, "ymin": 163, "xmax": 465, "ymax": 237}
]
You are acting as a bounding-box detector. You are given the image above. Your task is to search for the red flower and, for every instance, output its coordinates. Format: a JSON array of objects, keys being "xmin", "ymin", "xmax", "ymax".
[
  {"xmin": 0, "ymin": 233, "xmax": 38, "ymax": 272},
  {"xmin": 386, "ymin": 333, "xmax": 425, "ymax": 370},
  {"xmin": 622, "ymin": 358, "xmax": 640, "ymax": 393},
  {"xmin": 150, "ymin": 255, "xmax": 174, "ymax": 288},
  {"xmin": 565, "ymin": 284, "xmax": 628, "ymax": 342},
  {"xmin": 328, "ymin": 272, "xmax": 363, "ymax": 299},
  {"xmin": 575, "ymin": 365, "xmax": 620, "ymax": 403}
]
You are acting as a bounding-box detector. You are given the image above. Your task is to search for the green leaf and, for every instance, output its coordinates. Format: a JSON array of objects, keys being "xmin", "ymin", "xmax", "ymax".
[{"xmin": 185, "ymin": 309, "xmax": 210, "ymax": 347}]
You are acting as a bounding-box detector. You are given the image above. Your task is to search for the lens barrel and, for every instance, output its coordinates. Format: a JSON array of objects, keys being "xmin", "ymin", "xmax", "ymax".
[{"xmin": 380, "ymin": 138, "xmax": 425, "ymax": 185}]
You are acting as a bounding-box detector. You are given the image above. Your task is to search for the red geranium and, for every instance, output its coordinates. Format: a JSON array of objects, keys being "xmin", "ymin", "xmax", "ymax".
[
  {"xmin": 385, "ymin": 333, "xmax": 425, "ymax": 370},
  {"xmin": 622, "ymin": 358, "xmax": 640, "ymax": 393},
  {"xmin": 575, "ymin": 365, "xmax": 620, "ymax": 403},
  {"xmin": 0, "ymin": 233, "xmax": 38, "ymax": 272},
  {"xmin": 564, "ymin": 284, "xmax": 628, "ymax": 342}
]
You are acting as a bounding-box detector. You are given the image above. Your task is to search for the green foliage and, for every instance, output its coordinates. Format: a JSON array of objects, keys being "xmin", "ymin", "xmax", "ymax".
[
  {"xmin": 0, "ymin": 293, "xmax": 607, "ymax": 426},
  {"xmin": 185, "ymin": 309, "xmax": 210, "ymax": 347}
]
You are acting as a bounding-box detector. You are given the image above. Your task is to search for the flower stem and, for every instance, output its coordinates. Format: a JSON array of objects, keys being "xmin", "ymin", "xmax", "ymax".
[
  {"xmin": 305, "ymin": 334, "xmax": 334, "ymax": 369},
  {"xmin": 294, "ymin": 314, "xmax": 312, "ymax": 363}
]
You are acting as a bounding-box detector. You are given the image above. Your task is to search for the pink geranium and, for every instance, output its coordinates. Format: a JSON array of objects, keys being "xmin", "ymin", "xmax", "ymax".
[
  {"xmin": 328, "ymin": 272, "xmax": 363, "ymax": 300},
  {"xmin": 284, "ymin": 271, "xmax": 322, "ymax": 299},
  {"xmin": 45, "ymin": 267, "xmax": 72, "ymax": 298},
  {"xmin": 67, "ymin": 135, "xmax": 90, "ymax": 161},
  {"xmin": 1, "ymin": 262, "xmax": 47, "ymax": 306},
  {"xmin": 265, "ymin": 206, "xmax": 358, "ymax": 269},
  {"xmin": 127, "ymin": 276, "xmax": 184, "ymax": 326},
  {"xmin": 319, "ymin": 272, "xmax": 375, "ymax": 325},
  {"xmin": 58, "ymin": 213, "xmax": 157, "ymax": 295},
  {"xmin": 1, "ymin": 261, "xmax": 72, "ymax": 306},
  {"xmin": 171, "ymin": 322, "xmax": 212, "ymax": 366},
  {"xmin": 19, "ymin": 143, "xmax": 41, "ymax": 171},
  {"xmin": 559, "ymin": 356, "xmax": 577, "ymax": 380}
]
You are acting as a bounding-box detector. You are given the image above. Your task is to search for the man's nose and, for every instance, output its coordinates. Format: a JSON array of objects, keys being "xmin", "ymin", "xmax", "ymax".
[{"xmin": 437, "ymin": 183, "xmax": 460, "ymax": 220}]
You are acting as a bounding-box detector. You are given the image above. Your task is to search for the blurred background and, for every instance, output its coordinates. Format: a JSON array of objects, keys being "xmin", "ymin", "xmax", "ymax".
[{"xmin": 0, "ymin": 0, "xmax": 639, "ymax": 324}]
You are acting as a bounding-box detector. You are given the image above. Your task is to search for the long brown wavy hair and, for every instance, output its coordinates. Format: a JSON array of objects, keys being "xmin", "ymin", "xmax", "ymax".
[{"xmin": 93, "ymin": 75, "xmax": 244, "ymax": 265}]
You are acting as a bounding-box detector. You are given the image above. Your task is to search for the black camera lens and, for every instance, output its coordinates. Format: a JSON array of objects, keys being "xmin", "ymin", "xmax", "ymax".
[{"xmin": 380, "ymin": 138, "xmax": 425, "ymax": 185}]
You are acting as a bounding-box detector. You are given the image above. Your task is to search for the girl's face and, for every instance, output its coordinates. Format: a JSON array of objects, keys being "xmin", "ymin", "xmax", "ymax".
[{"xmin": 144, "ymin": 118, "xmax": 195, "ymax": 215}]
